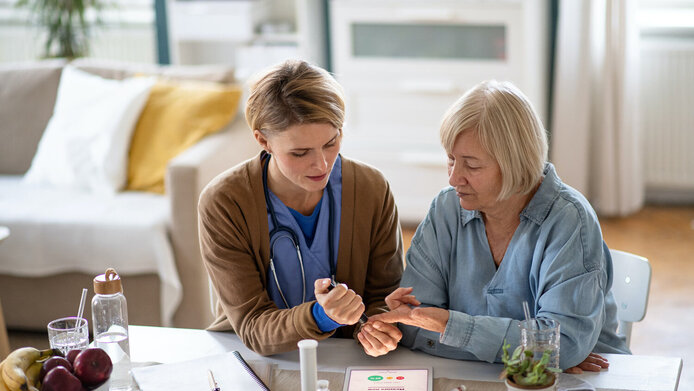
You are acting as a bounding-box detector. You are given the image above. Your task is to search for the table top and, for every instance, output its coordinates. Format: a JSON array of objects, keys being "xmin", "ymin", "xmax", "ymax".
[{"xmin": 128, "ymin": 325, "xmax": 682, "ymax": 391}]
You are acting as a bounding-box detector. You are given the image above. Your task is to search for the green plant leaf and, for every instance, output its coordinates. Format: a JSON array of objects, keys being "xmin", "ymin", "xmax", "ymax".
[{"xmin": 15, "ymin": 0, "xmax": 105, "ymax": 58}]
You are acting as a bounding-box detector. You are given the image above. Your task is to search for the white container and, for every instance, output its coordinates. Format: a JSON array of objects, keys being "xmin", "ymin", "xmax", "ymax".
[{"xmin": 298, "ymin": 339, "xmax": 318, "ymax": 391}]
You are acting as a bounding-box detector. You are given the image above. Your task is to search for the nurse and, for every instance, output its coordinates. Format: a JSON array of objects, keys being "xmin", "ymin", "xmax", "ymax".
[{"xmin": 198, "ymin": 60, "xmax": 404, "ymax": 356}]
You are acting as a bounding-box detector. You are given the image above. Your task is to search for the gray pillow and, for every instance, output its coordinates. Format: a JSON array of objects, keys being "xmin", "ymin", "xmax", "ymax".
[{"xmin": 0, "ymin": 59, "xmax": 66, "ymax": 174}]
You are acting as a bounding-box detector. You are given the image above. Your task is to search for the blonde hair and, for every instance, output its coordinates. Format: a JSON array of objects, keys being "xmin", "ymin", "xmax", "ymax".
[
  {"xmin": 245, "ymin": 59, "xmax": 345, "ymax": 135},
  {"xmin": 440, "ymin": 80, "xmax": 548, "ymax": 200}
]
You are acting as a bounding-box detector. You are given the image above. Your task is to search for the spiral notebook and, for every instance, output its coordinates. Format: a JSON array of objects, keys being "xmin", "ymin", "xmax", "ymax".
[{"xmin": 131, "ymin": 351, "xmax": 270, "ymax": 391}]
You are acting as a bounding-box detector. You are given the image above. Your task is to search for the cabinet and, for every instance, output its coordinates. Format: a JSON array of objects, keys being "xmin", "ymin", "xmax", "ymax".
[
  {"xmin": 330, "ymin": 0, "xmax": 549, "ymax": 223},
  {"xmin": 166, "ymin": 0, "xmax": 326, "ymax": 77}
]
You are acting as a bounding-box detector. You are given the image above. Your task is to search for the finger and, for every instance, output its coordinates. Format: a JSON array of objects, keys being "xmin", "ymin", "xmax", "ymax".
[
  {"xmin": 385, "ymin": 287, "xmax": 414, "ymax": 307},
  {"xmin": 564, "ymin": 366, "xmax": 583, "ymax": 374},
  {"xmin": 346, "ymin": 302, "xmax": 366, "ymax": 325},
  {"xmin": 324, "ymin": 292, "xmax": 363, "ymax": 324},
  {"xmin": 314, "ymin": 278, "xmax": 332, "ymax": 294},
  {"xmin": 372, "ymin": 321, "xmax": 402, "ymax": 341},
  {"xmin": 581, "ymin": 353, "xmax": 609, "ymax": 368},
  {"xmin": 577, "ymin": 361, "xmax": 603, "ymax": 372},
  {"xmin": 357, "ymin": 331, "xmax": 374, "ymax": 352},
  {"xmin": 367, "ymin": 311, "xmax": 407, "ymax": 324},
  {"xmin": 347, "ymin": 292, "xmax": 363, "ymax": 309},
  {"xmin": 398, "ymin": 295, "xmax": 421, "ymax": 306},
  {"xmin": 362, "ymin": 324, "xmax": 396, "ymax": 353},
  {"xmin": 587, "ymin": 353, "xmax": 609, "ymax": 368},
  {"xmin": 337, "ymin": 291, "xmax": 362, "ymax": 319},
  {"xmin": 329, "ymin": 284, "xmax": 351, "ymax": 301},
  {"xmin": 367, "ymin": 313, "xmax": 387, "ymax": 323}
]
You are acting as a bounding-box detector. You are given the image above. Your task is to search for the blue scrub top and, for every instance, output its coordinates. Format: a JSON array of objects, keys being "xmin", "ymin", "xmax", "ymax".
[{"xmin": 265, "ymin": 156, "xmax": 342, "ymax": 309}]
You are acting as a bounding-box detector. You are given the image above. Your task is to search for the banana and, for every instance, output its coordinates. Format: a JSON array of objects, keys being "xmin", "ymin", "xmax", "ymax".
[
  {"xmin": 1, "ymin": 347, "xmax": 56, "ymax": 391},
  {"xmin": 0, "ymin": 361, "xmax": 11, "ymax": 391},
  {"xmin": 24, "ymin": 362, "xmax": 41, "ymax": 390}
]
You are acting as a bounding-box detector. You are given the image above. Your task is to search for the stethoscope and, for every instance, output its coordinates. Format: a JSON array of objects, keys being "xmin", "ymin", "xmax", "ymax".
[{"xmin": 262, "ymin": 153, "xmax": 336, "ymax": 309}]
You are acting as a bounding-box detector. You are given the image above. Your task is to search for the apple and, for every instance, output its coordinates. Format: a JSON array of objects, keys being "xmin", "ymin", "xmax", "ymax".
[
  {"xmin": 42, "ymin": 366, "xmax": 83, "ymax": 391},
  {"xmin": 73, "ymin": 348, "xmax": 113, "ymax": 388},
  {"xmin": 40, "ymin": 356, "xmax": 73, "ymax": 382},
  {"xmin": 66, "ymin": 349, "xmax": 82, "ymax": 365}
]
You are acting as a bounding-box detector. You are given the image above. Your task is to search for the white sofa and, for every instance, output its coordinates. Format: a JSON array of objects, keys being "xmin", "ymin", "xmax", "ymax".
[{"xmin": 0, "ymin": 58, "xmax": 259, "ymax": 330}]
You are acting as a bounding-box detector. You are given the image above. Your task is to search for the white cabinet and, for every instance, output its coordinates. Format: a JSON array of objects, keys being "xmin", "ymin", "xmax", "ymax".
[
  {"xmin": 330, "ymin": 0, "xmax": 549, "ymax": 223},
  {"xmin": 166, "ymin": 0, "xmax": 326, "ymax": 76}
]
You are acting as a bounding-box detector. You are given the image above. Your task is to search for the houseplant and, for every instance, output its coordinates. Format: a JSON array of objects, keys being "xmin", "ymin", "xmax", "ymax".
[
  {"xmin": 16, "ymin": 0, "xmax": 105, "ymax": 58},
  {"xmin": 500, "ymin": 342, "xmax": 561, "ymax": 391}
]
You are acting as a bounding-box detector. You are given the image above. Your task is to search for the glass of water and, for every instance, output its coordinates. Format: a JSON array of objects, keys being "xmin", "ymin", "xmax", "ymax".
[
  {"xmin": 47, "ymin": 317, "xmax": 89, "ymax": 355},
  {"xmin": 520, "ymin": 318, "xmax": 560, "ymax": 369}
]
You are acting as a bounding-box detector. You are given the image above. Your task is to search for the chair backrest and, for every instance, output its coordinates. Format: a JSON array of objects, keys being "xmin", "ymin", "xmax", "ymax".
[{"xmin": 609, "ymin": 249, "xmax": 652, "ymax": 348}]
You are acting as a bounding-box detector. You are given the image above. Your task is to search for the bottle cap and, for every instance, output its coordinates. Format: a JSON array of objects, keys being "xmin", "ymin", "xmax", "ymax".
[{"xmin": 93, "ymin": 268, "xmax": 123, "ymax": 294}]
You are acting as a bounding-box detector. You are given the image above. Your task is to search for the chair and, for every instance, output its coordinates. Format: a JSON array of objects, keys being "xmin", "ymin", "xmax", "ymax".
[{"xmin": 609, "ymin": 249, "xmax": 652, "ymax": 348}]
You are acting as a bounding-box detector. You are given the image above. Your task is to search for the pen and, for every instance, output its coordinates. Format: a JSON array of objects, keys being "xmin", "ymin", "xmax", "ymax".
[
  {"xmin": 208, "ymin": 369, "xmax": 220, "ymax": 391},
  {"xmin": 327, "ymin": 277, "xmax": 369, "ymax": 324}
]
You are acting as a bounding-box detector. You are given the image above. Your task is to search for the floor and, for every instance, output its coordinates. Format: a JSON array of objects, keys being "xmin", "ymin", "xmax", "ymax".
[{"xmin": 8, "ymin": 205, "xmax": 692, "ymax": 389}]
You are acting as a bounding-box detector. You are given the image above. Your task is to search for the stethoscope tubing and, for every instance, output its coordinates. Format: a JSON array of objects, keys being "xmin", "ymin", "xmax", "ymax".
[{"xmin": 262, "ymin": 153, "xmax": 335, "ymax": 308}]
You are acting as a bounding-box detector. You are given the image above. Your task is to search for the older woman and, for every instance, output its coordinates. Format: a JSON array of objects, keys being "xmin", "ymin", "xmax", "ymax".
[
  {"xmin": 198, "ymin": 60, "xmax": 403, "ymax": 356},
  {"xmin": 366, "ymin": 80, "xmax": 629, "ymax": 371}
]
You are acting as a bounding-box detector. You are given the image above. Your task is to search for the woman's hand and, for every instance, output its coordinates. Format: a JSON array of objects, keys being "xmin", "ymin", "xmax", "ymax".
[
  {"xmin": 314, "ymin": 278, "xmax": 365, "ymax": 325},
  {"xmin": 368, "ymin": 287, "xmax": 450, "ymax": 334},
  {"xmin": 564, "ymin": 353, "xmax": 610, "ymax": 374},
  {"xmin": 358, "ymin": 320, "xmax": 402, "ymax": 357}
]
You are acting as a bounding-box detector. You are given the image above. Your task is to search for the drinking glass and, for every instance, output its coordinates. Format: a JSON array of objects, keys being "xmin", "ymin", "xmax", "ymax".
[
  {"xmin": 47, "ymin": 316, "xmax": 89, "ymax": 355},
  {"xmin": 520, "ymin": 318, "xmax": 560, "ymax": 369}
]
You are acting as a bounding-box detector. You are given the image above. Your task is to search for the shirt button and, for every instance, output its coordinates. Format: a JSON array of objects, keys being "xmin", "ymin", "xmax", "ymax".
[{"xmin": 427, "ymin": 339, "xmax": 435, "ymax": 348}]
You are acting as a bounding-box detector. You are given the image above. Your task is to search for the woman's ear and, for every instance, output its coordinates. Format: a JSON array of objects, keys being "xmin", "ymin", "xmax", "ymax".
[{"xmin": 253, "ymin": 129, "xmax": 271, "ymax": 153}]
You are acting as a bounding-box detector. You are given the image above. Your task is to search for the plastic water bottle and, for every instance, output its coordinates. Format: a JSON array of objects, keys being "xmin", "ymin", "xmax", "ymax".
[{"xmin": 92, "ymin": 268, "xmax": 132, "ymax": 391}]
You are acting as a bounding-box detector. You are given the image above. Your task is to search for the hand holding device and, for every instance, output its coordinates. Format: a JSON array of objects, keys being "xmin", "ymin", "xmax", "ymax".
[
  {"xmin": 327, "ymin": 279, "xmax": 369, "ymax": 324},
  {"xmin": 314, "ymin": 278, "xmax": 365, "ymax": 325}
]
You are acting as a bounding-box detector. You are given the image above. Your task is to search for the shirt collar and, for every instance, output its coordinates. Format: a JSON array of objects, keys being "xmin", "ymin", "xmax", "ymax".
[
  {"xmin": 520, "ymin": 162, "xmax": 561, "ymax": 225},
  {"xmin": 459, "ymin": 162, "xmax": 561, "ymax": 226}
]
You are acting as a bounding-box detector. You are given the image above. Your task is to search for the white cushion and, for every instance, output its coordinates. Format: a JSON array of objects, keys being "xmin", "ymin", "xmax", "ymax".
[
  {"xmin": 0, "ymin": 176, "xmax": 181, "ymax": 326},
  {"xmin": 22, "ymin": 65, "xmax": 155, "ymax": 194}
]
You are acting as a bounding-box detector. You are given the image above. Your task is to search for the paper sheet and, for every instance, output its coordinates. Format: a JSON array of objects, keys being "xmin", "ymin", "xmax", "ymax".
[{"xmin": 131, "ymin": 351, "xmax": 268, "ymax": 391}]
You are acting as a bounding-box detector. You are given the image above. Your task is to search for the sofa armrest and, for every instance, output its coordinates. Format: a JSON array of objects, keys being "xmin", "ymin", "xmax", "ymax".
[{"xmin": 165, "ymin": 116, "xmax": 259, "ymax": 328}]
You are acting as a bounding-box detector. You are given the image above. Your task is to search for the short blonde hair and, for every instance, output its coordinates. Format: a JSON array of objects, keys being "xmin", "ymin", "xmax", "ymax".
[
  {"xmin": 440, "ymin": 80, "xmax": 548, "ymax": 200},
  {"xmin": 245, "ymin": 59, "xmax": 345, "ymax": 135}
]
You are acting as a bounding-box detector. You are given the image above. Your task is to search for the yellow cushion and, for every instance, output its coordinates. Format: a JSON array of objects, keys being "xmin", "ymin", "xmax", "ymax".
[{"xmin": 126, "ymin": 79, "xmax": 242, "ymax": 194}]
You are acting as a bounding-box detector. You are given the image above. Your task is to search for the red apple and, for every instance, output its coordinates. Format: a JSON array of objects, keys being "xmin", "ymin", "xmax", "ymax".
[
  {"xmin": 66, "ymin": 349, "xmax": 82, "ymax": 365},
  {"xmin": 73, "ymin": 348, "xmax": 113, "ymax": 388},
  {"xmin": 40, "ymin": 356, "xmax": 73, "ymax": 382},
  {"xmin": 42, "ymin": 366, "xmax": 83, "ymax": 391}
]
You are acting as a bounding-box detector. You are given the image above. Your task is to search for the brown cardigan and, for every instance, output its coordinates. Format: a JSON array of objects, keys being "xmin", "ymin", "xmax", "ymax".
[{"xmin": 198, "ymin": 153, "xmax": 403, "ymax": 355}]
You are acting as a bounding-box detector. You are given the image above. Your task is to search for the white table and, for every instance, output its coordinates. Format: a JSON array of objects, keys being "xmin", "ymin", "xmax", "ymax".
[{"xmin": 128, "ymin": 325, "xmax": 682, "ymax": 391}]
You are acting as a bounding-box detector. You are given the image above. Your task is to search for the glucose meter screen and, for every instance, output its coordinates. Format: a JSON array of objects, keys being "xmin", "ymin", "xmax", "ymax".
[{"xmin": 346, "ymin": 368, "xmax": 428, "ymax": 391}]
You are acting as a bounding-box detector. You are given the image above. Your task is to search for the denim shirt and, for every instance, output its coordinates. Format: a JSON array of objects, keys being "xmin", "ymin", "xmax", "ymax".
[{"xmin": 399, "ymin": 163, "xmax": 630, "ymax": 369}]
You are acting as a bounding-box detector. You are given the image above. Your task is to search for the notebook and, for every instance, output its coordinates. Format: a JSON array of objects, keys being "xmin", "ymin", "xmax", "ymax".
[{"xmin": 131, "ymin": 351, "xmax": 270, "ymax": 391}]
